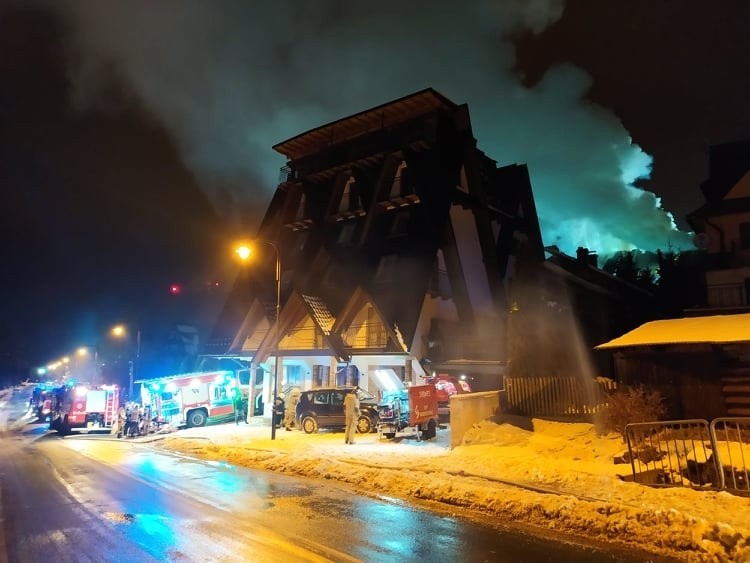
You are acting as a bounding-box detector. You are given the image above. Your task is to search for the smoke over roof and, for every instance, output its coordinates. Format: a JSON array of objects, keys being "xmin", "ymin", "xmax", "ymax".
[{"xmin": 51, "ymin": 0, "xmax": 691, "ymax": 256}]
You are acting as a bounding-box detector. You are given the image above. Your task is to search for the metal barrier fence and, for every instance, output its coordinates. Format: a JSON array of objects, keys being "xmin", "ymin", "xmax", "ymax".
[
  {"xmin": 624, "ymin": 419, "xmax": 720, "ymax": 489},
  {"xmin": 709, "ymin": 418, "xmax": 750, "ymax": 495},
  {"xmin": 624, "ymin": 417, "xmax": 750, "ymax": 495}
]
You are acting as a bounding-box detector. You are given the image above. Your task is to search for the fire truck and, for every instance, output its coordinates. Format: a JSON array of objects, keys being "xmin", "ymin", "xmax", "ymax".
[
  {"xmin": 137, "ymin": 370, "xmax": 238, "ymax": 428},
  {"xmin": 423, "ymin": 374, "xmax": 472, "ymax": 421},
  {"xmin": 29, "ymin": 381, "xmax": 59, "ymax": 422},
  {"xmin": 377, "ymin": 384, "xmax": 439, "ymax": 440},
  {"xmin": 48, "ymin": 382, "xmax": 120, "ymax": 434}
]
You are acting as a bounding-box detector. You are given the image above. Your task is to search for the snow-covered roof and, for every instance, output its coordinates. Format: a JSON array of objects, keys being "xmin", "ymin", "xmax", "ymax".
[{"xmin": 595, "ymin": 313, "xmax": 750, "ymax": 349}]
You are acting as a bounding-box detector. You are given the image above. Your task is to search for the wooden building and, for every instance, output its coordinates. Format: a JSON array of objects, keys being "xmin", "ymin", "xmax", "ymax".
[{"xmin": 204, "ymin": 89, "xmax": 546, "ymax": 410}]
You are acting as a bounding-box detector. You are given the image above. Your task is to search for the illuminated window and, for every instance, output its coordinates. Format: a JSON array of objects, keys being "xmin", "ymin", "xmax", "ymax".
[{"xmin": 286, "ymin": 364, "xmax": 301, "ymax": 386}]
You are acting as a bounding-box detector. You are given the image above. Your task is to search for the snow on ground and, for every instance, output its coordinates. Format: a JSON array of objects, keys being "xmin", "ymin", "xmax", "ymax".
[{"xmin": 154, "ymin": 416, "xmax": 750, "ymax": 562}]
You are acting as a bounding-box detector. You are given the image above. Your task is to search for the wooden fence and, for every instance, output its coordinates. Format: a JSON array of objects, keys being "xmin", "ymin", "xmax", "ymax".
[{"xmin": 504, "ymin": 376, "xmax": 616, "ymax": 419}]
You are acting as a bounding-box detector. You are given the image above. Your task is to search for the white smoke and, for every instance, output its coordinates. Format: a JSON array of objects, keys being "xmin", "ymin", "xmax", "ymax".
[{"xmin": 51, "ymin": 0, "xmax": 691, "ymax": 256}]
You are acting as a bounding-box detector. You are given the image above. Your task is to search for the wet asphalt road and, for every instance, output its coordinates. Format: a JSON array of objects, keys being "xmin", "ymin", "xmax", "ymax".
[{"xmin": 0, "ymin": 388, "xmax": 671, "ymax": 562}]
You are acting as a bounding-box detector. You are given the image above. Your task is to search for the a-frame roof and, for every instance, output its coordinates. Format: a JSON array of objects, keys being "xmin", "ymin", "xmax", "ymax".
[
  {"xmin": 333, "ymin": 286, "xmax": 408, "ymax": 353},
  {"xmin": 226, "ymin": 298, "xmax": 270, "ymax": 355},
  {"xmin": 252, "ymin": 290, "xmax": 350, "ymax": 363},
  {"xmin": 273, "ymin": 88, "xmax": 458, "ymax": 160}
]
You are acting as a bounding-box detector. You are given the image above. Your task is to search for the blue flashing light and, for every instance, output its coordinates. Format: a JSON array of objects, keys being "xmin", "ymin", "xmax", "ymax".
[{"xmin": 37, "ymin": 367, "xmax": 47, "ymax": 376}]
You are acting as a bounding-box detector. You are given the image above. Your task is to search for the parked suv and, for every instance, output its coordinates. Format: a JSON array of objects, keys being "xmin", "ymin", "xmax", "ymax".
[{"xmin": 295, "ymin": 387, "xmax": 379, "ymax": 434}]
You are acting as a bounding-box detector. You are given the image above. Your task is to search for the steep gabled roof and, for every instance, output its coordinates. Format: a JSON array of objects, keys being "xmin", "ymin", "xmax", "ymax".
[
  {"xmin": 273, "ymin": 88, "xmax": 457, "ymax": 160},
  {"xmin": 253, "ymin": 291, "xmax": 349, "ymax": 363},
  {"xmin": 300, "ymin": 293, "xmax": 336, "ymax": 335},
  {"xmin": 333, "ymin": 286, "xmax": 408, "ymax": 353},
  {"xmin": 688, "ymin": 139, "xmax": 750, "ymax": 229},
  {"xmin": 227, "ymin": 299, "xmax": 271, "ymax": 355}
]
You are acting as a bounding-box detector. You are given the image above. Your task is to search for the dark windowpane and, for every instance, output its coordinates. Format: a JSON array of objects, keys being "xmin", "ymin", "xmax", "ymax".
[{"xmin": 741, "ymin": 223, "xmax": 750, "ymax": 249}]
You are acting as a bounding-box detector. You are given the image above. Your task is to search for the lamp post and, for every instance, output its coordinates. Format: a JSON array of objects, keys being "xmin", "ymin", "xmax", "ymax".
[
  {"xmin": 111, "ymin": 324, "xmax": 141, "ymax": 399},
  {"xmin": 234, "ymin": 239, "xmax": 281, "ymax": 440}
]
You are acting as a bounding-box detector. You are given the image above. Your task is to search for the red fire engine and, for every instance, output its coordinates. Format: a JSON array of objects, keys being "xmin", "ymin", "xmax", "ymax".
[
  {"xmin": 137, "ymin": 370, "xmax": 238, "ymax": 428},
  {"xmin": 423, "ymin": 374, "xmax": 472, "ymax": 421},
  {"xmin": 49, "ymin": 382, "xmax": 120, "ymax": 434}
]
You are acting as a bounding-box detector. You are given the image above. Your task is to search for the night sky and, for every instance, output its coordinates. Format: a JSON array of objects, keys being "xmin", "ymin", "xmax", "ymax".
[{"xmin": 1, "ymin": 1, "xmax": 748, "ymax": 376}]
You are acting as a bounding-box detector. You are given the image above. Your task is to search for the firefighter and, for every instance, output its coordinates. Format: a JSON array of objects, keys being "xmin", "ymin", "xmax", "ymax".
[
  {"xmin": 344, "ymin": 388, "xmax": 360, "ymax": 445},
  {"xmin": 140, "ymin": 404, "xmax": 151, "ymax": 435},
  {"xmin": 233, "ymin": 392, "xmax": 247, "ymax": 425},
  {"xmin": 115, "ymin": 405, "xmax": 127, "ymax": 438},
  {"xmin": 283, "ymin": 388, "xmax": 300, "ymax": 431},
  {"xmin": 273, "ymin": 394, "xmax": 285, "ymax": 429},
  {"xmin": 125, "ymin": 403, "xmax": 138, "ymax": 437}
]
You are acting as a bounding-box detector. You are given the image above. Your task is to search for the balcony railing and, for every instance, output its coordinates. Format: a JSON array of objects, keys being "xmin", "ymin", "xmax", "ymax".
[
  {"xmin": 342, "ymin": 322, "xmax": 388, "ymax": 348},
  {"xmin": 279, "ymin": 165, "xmax": 299, "ymax": 184}
]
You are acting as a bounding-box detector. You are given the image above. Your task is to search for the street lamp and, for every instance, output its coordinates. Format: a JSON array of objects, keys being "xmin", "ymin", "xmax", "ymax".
[
  {"xmin": 234, "ymin": 239, "xmax": 281, "ymax": 440},
  {"xmin": 111, "ymin": 324, "xmax": 141, "ymax": 399}
]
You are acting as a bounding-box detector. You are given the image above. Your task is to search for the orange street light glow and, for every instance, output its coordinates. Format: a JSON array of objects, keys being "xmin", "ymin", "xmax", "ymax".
[{"xmin": 234, "ymin": 244, "xmax": 252, "ymax": 261}]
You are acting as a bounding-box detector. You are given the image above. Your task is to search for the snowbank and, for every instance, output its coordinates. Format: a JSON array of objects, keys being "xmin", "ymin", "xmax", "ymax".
[{"xmin": 155, "ymin": 417, "xmax": 750, "ymax": 562}]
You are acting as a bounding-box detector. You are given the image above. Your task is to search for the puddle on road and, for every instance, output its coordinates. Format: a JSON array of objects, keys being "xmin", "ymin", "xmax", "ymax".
[
  {"xmin": 265, "ymin": 484, "xmax": 314, "ymax": 499},
  {"xmin": 299, "ymin": 497, "xmax": 356, "ymax": 520}
]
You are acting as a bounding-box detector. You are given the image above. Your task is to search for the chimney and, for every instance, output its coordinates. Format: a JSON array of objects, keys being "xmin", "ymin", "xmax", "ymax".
[{"xmin": 576, "ymin": 247, "xmax": 598, "ymax": 267}]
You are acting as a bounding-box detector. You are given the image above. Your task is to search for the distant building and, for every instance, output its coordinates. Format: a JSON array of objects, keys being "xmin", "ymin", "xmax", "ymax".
[
  {"xmin": 687, "ymin": 139, "xmax": 750, "ymax": 313},
  {"xmin": 543, "ymin": 245, "xmax": 654, "ymax": 378}
]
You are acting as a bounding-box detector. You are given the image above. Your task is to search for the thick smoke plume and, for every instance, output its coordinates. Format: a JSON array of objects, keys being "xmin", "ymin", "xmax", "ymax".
[{"xmin": 51, "ymin": 0, "xmax": 691, "ymax": 257}]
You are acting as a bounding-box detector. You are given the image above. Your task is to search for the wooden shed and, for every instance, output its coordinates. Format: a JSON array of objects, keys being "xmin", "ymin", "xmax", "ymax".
[{"xmin": 596, "ymin": 313, "xmax": 750, "ymax": 419}]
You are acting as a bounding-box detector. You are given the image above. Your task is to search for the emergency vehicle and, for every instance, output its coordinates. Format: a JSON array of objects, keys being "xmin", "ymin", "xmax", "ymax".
[
  {"xmin": 422, "ymin": 374, "xmax": 472, "ymax": 421},
  {"xmin": 377, "ymin": 384, "xmax": 439, "ymax": 440},
  {"xmin": 137, "ymin": 370, "xmax": 238, "ymax": 428},
  {"xmin": 29, "ymin": 381, "xmax": 59, "ymax": 422},
  {"xmin": 48, "ymin": 382, "xmax": 120, "ymax": 434}
]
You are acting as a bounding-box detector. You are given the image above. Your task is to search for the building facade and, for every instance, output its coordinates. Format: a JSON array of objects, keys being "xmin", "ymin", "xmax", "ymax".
[
  {"xmin": 688, "ymin": 139, "xmax": 750, "ymax": 312},
  {"xmin": 206, "ymin": 89, "xmax": 546, "ymax": 411}
]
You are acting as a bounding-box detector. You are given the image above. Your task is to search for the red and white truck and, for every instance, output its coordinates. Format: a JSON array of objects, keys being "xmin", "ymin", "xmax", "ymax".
[
  {"xmin": 138, "ymin": 370, "xmax": 238, "ymax": 428},
  {"xmin": 423, "ymin": 374, "xmax": 472, "ymax": 421},
  {"xmin": 376, "ymin": 384, "xmax": 439, "ymax": 440},
  {"xmin": 49, "ymin": 383, "xmax": 120, "ymax": 434}
]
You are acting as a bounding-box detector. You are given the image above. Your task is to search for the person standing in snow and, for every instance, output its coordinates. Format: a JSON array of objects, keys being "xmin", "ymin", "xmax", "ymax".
[
  {"xmin": 125, "ymin": 403, "xmax": 139, "ymax": 437},
  {"xmin": 113, "ymin": 405, "xmax": 126, "ymax": 438},
  {"xmin": 343, "ymin": 388, "xmax": 360, "ymax": 445},
  {"xmin": 234, "ymin": 393, "xmax": 248, "ymax": 425},
  {"xmin": 283, "ymin": 388, "xmax": 300, "ymax": 431},
  {"xmin": 273, "ymin": 394, "xmax": 285, "ymax": 429}
]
